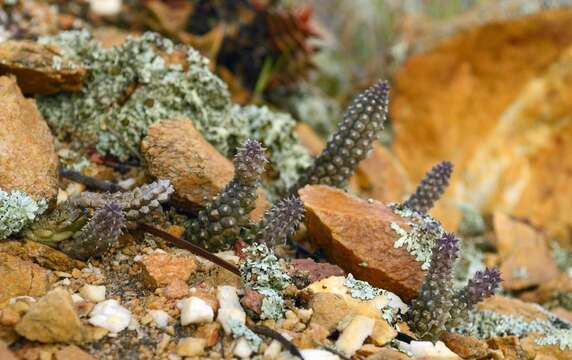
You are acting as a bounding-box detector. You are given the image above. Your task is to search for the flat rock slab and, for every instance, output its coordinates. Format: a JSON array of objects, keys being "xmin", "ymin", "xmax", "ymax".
[
  {"xmin": 0, "ymin": 253, "xmax": 54, "ymax": 305},
  {"xmin": 299, "ymin": 185, "xmax": 424, "ymax": 301},
  {"xmin": 0, "ymin": 76, "xmax": 58, "ymax": 201},
  {"xmin": 0, "ymin": 41, "xmax": 85, "ymax": 95}
]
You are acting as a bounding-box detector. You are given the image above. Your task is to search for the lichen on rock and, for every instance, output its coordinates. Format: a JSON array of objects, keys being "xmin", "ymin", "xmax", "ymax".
[{"xmin": 0, "ymin": 189, "xmax": 47, "ymax": 240}]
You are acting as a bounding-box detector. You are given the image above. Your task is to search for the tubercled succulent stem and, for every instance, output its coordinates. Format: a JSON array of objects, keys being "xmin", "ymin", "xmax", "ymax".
[{"xmin": 401, "ymin": 161, "xmax": 453, "ymax": 214}]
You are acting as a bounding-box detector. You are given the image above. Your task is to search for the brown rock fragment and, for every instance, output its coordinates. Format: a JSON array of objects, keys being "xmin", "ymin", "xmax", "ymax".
[
  {"xmin": 291, "ymin": 258, "xmax": 345, "ymax": 283},
  {"xmin": 487, "ymin": 336, "xmax": 526, "ymax": 360},
  {"xmin": 0, "ymin": 240, "xmax": 84, "ymax": 272},
  {"xmin": 141, "ymin": 119, "xmax": 234, "ymax": 211},
  {"xmin": 0, "ymin": 340, "xmax": 18, "ymax": 360},
  {"xmin": 140, "ymin": 252, "xmax": 196, "ymax": 289},
  {"xmin": 15, "ymin": 288, "xmax": 84, "ymax": 343},
  {"xmin": 54, "ymin": 345, "xmax": 96, "ymax": 360},
  {"xmin": 520, "ymin": 272, "xmax": 572, "ymax": 305},
  {"xmin": 240, "ymin": 288, "xmax": 263, "ymax": 315},
  {"xmin": 194, "ymin": 322, "xmax": 221, "ymax": 347},
  {"xmin": 521, "ymin": 335, "xmax": 572, "ymax": 360},
  {"xmin": 493, "ymin": 212, "xmax": 559, "ymax": 290},
  {"xmin": 366, "ymin": 347, "xmax": 412, "ymax": 359},
  {"xmin": 0, "ymin": 253, "xmax": 53, "ymax": 305},
  {"xmin": 0, "ymin": 41, "xmax": 85, "ymax": 95},
  {"xmin": 478, "ymin": 296, "xmax": 550, "ymax": 322},
  {"xmin": 160, "ymin": 279, "xmax": 189, "ymax": 299},
  {"xmin": 309, "ymin": 292, "xmax": 349, "ymax": 332},
  {"xmin": 0, "ymin": 76, "xmax": 58, "ymax": 201},
  {"xmin": 299, "ymin": 185, "xmax": 424, "ymax": 301},
  {"xmin": 440, "ymin": 332, "xmax": 489, "ymax": 359}
]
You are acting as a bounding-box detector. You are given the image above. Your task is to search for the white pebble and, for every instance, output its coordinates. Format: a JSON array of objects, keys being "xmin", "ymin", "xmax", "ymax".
[
  {"xmin": 149, "ymin": 310, "xmax": 170, "ymax": 329},
  {"xmin": 335, "ymin": 315, "xmax": 375, "ymax": 357},
  {"xmin": 89, "ymin": 299, "xmax": 131, "ymax": 333},
  {"xmin": 216, "ymin": 286, "xmax": 246, "ymax": 334},
  {"xmin": 71, "ymin": 294, "xmax": 84, "ymax": 303},
  {"xmin": 89, "ymin": 0, "xmax": 122, "ymax": 16},
  {"xmin": 79, "ymin": 285, "xmax": 106, "ymax": 303},
  {"xmin": 264, "ymin": 340, "xmax": 282, "ymax": 359},
  {"xmin": 179, "ymin": 297, "xmax": 214, "ymax": 325},
  {"xmin": 399, "ymin": 340, "xmax": 460, "ymax": 359},
  {"xmin": 300, "ymin": 349, "xmax": 340, "ymax": 360},
  {"xmin": 233, "ymin": 338, "xmax": 253, "ymax": 359}
]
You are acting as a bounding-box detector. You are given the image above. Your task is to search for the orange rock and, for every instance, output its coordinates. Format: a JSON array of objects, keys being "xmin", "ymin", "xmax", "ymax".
[
  {"xmin": 194, "ymin": 322, "xmax": 221, "ymax": 348},
  {"xmin": 478, "ymin": 296, "xmax": 550, "ymax": 322},
  {"xmin": 0, "ymin": 41, "xmax": 86, "ymax": 95},
  {"xmin": 0, "ymin": 240, "xmax": 84, "ymax": 272},
  {"xmin": 521, "ymin": 334, "xmax": 572, "ymax": 360},
  {"xmin": 299, "ymin": 185, "xmax": 424, "ymax": 301},
  {"xmin": 487, "ymin": 336, "xmax": 526, "ymax": 359},
  {"xmin": 140, "ymin": 253, "xmax": 196, "ymax": 289},
  {"xmin": 54, "ymin": 345, "xmax": 96, "ymax": 360},
  {"xmin": 0, "ymin": 340, "xmax": 17, "ymax": 360},
  {"xmin": 142, "ymin": 119, "xmax": 234, "ymax": 212},
  {"xmin": 160, "ymin": 279, "xmax": 189, "ymax": 299},
  {"xmin": 0, "ymin": 253, "xmax": 53, "ymax": 305},
  {"xmin": 493, "ymin": 212, "xmax": 559, "ymax": 290},
  {"xmin": 440, "ymin": 332, "xmax": 489, "ymax": 359},
  {"xmin": 0, "ymin": 76, "xmax": 58, "ymax": 201},
  {"xmin": 520, "ymin": 272, "xmax": 572, "ymax": 304},
  {"xmin": 365, "ymin": 347, "xmax": 412, "ymax": 359},
  {"xmin": 391, "ymin": 10, "xmax": 572, "ymax": 233}
]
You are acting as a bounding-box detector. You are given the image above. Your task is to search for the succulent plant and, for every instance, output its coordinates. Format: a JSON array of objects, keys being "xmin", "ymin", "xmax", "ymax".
[
  {"xmin": 24, "ymin": 202, "xmax": 87, "ymax": 245},
  {"xmin": 401, "ymin": 161, "xmax": 453, "ymax": 214},
  {"xmin": 186, "ymin": 139, "xmax": 267, "ymax": 251},
  {"xmin": 291, "ymin": 80, "xmax": 389, "ymax": 192},
  {"xmin": 406, "ymin": 232, "xmax": 501, "ymax": 341},
  {"xmin": 58, "ymin": 202, "xmax": 126, "ymax": 260},
  {"xmin": 407, "ymin": 232, "xmax": 459, "ymax": 341},
  {"xmin": 253, "ymin": 196, "xmax": 304, "ymax": 246}
]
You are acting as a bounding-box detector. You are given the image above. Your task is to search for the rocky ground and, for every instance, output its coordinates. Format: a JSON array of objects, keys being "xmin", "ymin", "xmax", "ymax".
[{"xmin": 2, "ymin": 1, "xmax": 572, "ymax": 360}]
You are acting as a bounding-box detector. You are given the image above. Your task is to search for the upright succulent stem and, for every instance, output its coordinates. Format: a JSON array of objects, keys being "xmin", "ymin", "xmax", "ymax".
[
  {"xmin": 401, "ymin": 161, "xmax": 453, "ymax": 214},
  {"xmin": 186, "ymin": 139, "xmax": 267, "ymax": 251},
  {"xmin": 291, "ymin": 80, "xmax": 389, "ymax": 192},
  {"xmin": 254, "ymin": 196, "xmax": 304, "ymax": 246},
  {"xmin": 407, "ymin": 232, "xmax": 459, "ymax": 341}
]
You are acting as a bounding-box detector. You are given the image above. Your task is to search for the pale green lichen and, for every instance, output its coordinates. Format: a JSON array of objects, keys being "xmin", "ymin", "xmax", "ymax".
[
  {"xmin": 0, "ymin": 189, "xmax": 47, "ymax": 240},
  {"xmin": 536, "ymin": 329, "xmax": 572, "ymax": 350},
  {"xmin": 389, "ymin": 206, "xmax": 444, "ymax": 270},
  {"xmin": 228, "ymin": 319, "xmax": 262, "ymax": 350},
  {"xmin": 239, "ymin": 244, "xmax": 291, "ymax": 320},
  {"xmin": 454, "ymin": 240, "xmax": 486, "ymax": 289},
  {"xmin": 344, "ymin": 273, "xmax": 386, "ymax": 300},
  {"xmin": 457, "ymin": 203, "xmax": 486, "ymax": 237},
  {"xmin": 37, "ymin": 30, "xmax": 310, "ymax": 196}
]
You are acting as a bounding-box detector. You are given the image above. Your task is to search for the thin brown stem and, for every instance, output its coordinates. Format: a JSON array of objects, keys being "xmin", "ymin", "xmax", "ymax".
[{"xmin": 138, "ymin": 223, "xmax": 240, "ymax": 276}]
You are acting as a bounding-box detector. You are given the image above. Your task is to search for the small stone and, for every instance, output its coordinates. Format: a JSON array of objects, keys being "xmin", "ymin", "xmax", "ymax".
[
  {"xmin": 160, "ymin": 278, "xmax": 189, "ymax": 299},
  {"xmin": 440, "ymin": 332, "xmax": 489, "ymax": 359},
  {"xmin": 487, "ymin": 336, "xmax": 526, "ymax": 359},
  {"xmin": 233, "ymin": 337, "xmax": 253, "ymax": 359},
  {"xmin": 148, "ymin": 310, "xmax": 170, "ymax": 329},
  {"xmin": 309, "ymin": 292, "xmax": 349, "ymax": 332},
  {"xmin": 0, "ymin": 41, "xmax": 86, "ymax": 95},
  {"xmin": 15, "ymin": 288, "xmax": 83, "ymax": 343},
  {"xmin": 335, "ymin": 315, "xmax": 375, "ymax": 357},
  {"xmin": 493, "ymin": 212, "xmax": 559, "ymax": 290},
  {"xmin": 216, "ymin": 286, "xmax": 246, "ymax": 334},
  {"xmin": 195, "ymin": 322, "xmax": 221, "ymax": 347},
  {"xmin": 299, "ymin": 349, "xmax": 340, "ymax": 360},
  {"xmin": 54, "ymin": 345, "xmax": 96, "ymax": 360},
  {"xmin": 291, "ymin": 258, "xmax": 345, "ymax": 283},
  {"xmin": 264, "ymin": 340, "xmax": 282, "ymax": 359},
  {"xmin": 176, "ymin": 337, "xmax": 206, "ymax": 357},
  {"xmin": 398, "ymin": 340, "xmax": 460, "ymax": 359},
  {"xmin": 179, "ymin": 297, "xmax": 214, "ymax": 325},
  {"xmin": 240, "ymin": 288, "xmax": 263, "ymax": 315},
  {"xmin": 299, "ymin": 185, "xmax": 424, "ymax": 301},
  {"xmin": 0, "ymin": 75, "xmax": 59, "ymax": 201},
  {"xmin": 0, "ymin": 253, "xmax": 53, "ymax": 305},
  {"xmin": 88, "ymin": 299, "xmax": 131, "ymax": 333},
  {"xmin": 79, "ymin": 285, "xmax": 106, "ymax": 303},
  {"xmin": 365, "ymin": 347, "xmax": 412, "ymax": 360},
  {"xmin": 140, "ymin": 252, "xmax": 196, "ymax": 289}
]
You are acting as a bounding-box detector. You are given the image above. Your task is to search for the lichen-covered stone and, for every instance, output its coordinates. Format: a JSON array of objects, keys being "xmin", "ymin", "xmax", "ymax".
[
  {"xmin": 0, "ymin": 40, "xmax": 86, "ymax": 95},
  {"xmin": 0, "ymin": 75, "xmax": 58, "ymax": 201},
  {"xmin": 300, "ymin": 185, "xmax": 425, "ymax": 301}
]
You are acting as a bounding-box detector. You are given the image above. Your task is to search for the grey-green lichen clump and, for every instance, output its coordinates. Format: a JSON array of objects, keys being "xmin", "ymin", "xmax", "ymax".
[
  {"xmin": 37, "ymin": 31, "xmax": 310, "ymax": 195},
  {"xmin": 186, "ymin": 140, "xmax": 267, "ymax": 251},
  {"xmin": 291, "ymin": 80, "xmax": 389, "ymax": 192},
  {"xmin": 0, "ymin": 189, "xmax": 47, "ymax": 240},
  {"xmin": 239, "ymin": 244, "xmax": 291, "ymax": 320}
]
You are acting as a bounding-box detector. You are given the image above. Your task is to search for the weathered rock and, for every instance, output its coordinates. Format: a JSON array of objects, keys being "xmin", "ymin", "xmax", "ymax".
[
  {"xmin": 177, "ymin": 337, "xmax": 206, "ymax": 357},
  {"xmin": 392, "ymin": 11, "xmax": 572, "ymax": 238},
  {"xmin": 0, "ymin": 240, "xmax": 84, "ymax": 272},
  {"xmin": 487, "ymin": 336, "xmax": 526, "ymax": 360},
  {"xmin": 0, "ymin": 340, "xmax": 18, "ymax": 360},
  {"xmin": 295, "ymin": 122, "xmax": 325, "ymax": 157},
  {"xmin": 141, "ymin": 118, "xmax": 270, "ymax": 219},
  {"xmin": 478, "ymin": 296, "xmax": 550, "ymax": 322},
  {"xmin": 366, "ymin": 347, "xmax": 412, "ymax": 360},
  {"xmin": 440, "ymin": 332, "xmax": 489, "ymax": 359},
  {"xmin": 520, "ymin": 272, "xmax": 572, "ymax": 305},
  {"xmin": 0, "ymin": 253, "xmax": 53, "ymax": 305},
  {"xmin": 142, "ymin": 119, "xmax": 234, "ymax": 211},
  {"xmin": 493, "ymin": 212, "xmax": 559, "ymax": 290},
  {"xmin": 0, "ymin": 76, "xmax": 58, "ymax": 201},
  {"xmin": 521, "ymin": 335, "xmax": 572, "ymax": 360},
  {"xmin": 309, "ymin": 292, "xmax": 349, "ymax": 332},
  {"xmin": 299, "ymin": 185, "xmax": 424, "ymax": 300},
  {"xmin": 240, "ymin": 288, "xmax": 263, "ymax": 315},
  {"xmin": 54, "ymin": 345, "xmax": 96, "ymax": 360},
  {"xmin": 139, "ymin": 252, "xmax": 196, "ymax": 289},
  {"xmin": 291, "ymin": 258, "xmax": 345, "ymax": 283},
  {"xmin": 15, "ymin": 288, "xmax": 84, "ymax": 343},
  {"xmin": 160, "ymin": 278, "xmax": 189, "ymax": 299},
  {"xmin": 0, "ymin": 41, "xmax": 85, "ymax": 95}
]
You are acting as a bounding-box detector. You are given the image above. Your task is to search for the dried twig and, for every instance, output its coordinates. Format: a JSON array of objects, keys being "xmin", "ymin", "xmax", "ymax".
[
  {"xmin": 59, "ymin": 168, "xmax": 124, "ymax": 193},
  {"xmin": 138, "ymin": 223, "xmax": 240, "ymax": 276}
]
